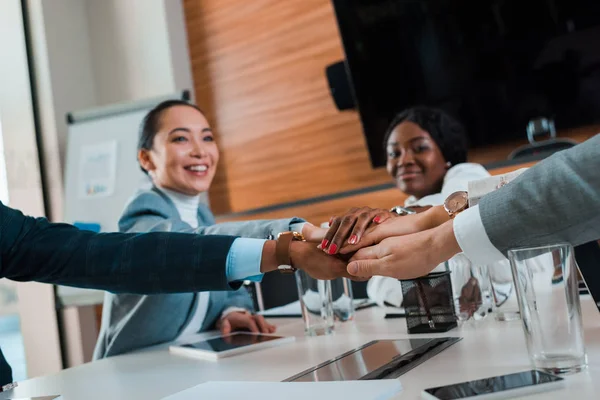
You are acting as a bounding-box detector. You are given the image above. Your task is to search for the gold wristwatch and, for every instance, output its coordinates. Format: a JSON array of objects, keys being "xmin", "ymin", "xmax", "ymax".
[
  {"xmin": 275, "ymin": 231, "xmax": 305, "ymax": 274},
  {"xmin": 443, "ymin": 191, "xmax": 469, "ymax": 219}
]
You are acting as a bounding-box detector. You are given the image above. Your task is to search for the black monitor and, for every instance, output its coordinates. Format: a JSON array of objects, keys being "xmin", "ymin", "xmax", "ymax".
[
  {"xmin": 332, "ymin": 0, "xmax": 600, "ymax": 167},
  {"xmin": 576, "ymin": 241, "xmax": 600, "ymax": 311}
]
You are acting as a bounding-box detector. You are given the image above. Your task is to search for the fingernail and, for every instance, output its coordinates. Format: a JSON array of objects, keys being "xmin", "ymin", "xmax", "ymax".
[
  {"xmin": 321, "ymin": 239, "xmax": 329, "ymax": 248},
  {"xmin": 329, "ymin": 217, "xmax": 334, "ymax": 226},
  {"xmin": 348, "ymin": 263, "xmax": 358, "ymax": 275},
  {"xmin": 373, "ymin": 216, "xmax": 381, "ymax": 223},
  {"xmin": 328, "ymin": 244, "xmax": 338, "ymax": 254},
  {"xmin": 349, "ymin": 235, "xmax": 358, "ymax": 244}
]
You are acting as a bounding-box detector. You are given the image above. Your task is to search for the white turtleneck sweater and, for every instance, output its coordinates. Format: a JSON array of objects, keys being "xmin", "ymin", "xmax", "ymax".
[{"xmin": 158, "ymin": 187, "xmax": 214, "ymax": 339}]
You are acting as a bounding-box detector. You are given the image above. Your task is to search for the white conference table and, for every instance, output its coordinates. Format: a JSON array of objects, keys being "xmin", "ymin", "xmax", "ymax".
[{"xmin": 3, "ymin": 297, "xmax": 600, "ymax": 400}]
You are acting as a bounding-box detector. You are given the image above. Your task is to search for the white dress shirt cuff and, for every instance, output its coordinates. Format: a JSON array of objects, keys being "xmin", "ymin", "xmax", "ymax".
[
  {"xmin": 226, "ymin": 238, "xmax": 266, "ymax": 283},
  {"xmin": 220, "ymin": 306, "xmax": 250, "ymax": 320},
  {"xmin": 290, "ymin": 222, "xmax": 307, "ymax": 234},
  {"xmin": 453, "ymin": 205, "xmax": 507, "ymax": 265}
]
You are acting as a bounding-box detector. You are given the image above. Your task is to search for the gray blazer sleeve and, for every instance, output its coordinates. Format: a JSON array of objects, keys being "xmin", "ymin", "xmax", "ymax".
[
  {"xmin": 120, "ymin": 190, "xmax": 305, "ymax": 239},
  {"xmin": 197, "ymin": 218, "xmax": 305, "ymax": 239},
  {"xmin": 479, "ymin": 134, "xmax": 600, "ymax": 255},
  {"xmin": 118, "ymin": 191, "xmax": 193, "ymax": 233}
]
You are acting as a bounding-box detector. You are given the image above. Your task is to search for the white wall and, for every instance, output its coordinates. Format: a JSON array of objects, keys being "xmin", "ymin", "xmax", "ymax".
[
  {"xmin": 30, "ymin": 0, "xmax": 194, "ymax": 221},
  {"xmin": 0, "ymin": 0, "xmax": 63, "ymax": 379},
  {"xmin": 40, "ymin": 0, "xmax": 98, "ymax": 167},
  {"xmin": 86, "ymin": 0, "xmax": 178, "ymax": 105},
  {"xmin": 17, "ymin": 0, "xmax": 196, "ymax": 374},
  {"xmin": 164, "ymin": 0, "xmax": 195, "ymax": 100},
  {"xmin": 27, "ymin": 0, "xmax": 99, "ymax": 221}
]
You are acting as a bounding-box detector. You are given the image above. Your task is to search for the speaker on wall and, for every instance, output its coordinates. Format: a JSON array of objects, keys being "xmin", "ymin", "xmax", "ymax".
[{"xmin": 325, "ymin": 60, "xmax": 356, "ymax": 111}]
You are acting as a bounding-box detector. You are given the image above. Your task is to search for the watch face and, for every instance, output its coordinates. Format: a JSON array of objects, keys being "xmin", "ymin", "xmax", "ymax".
[{"xmin": 445, "ymin": 191, "xmax": 468, "ymax": 213}]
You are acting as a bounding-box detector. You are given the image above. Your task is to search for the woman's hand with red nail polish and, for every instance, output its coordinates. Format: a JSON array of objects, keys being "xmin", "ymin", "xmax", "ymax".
[
  {"xmin": 301, "ymin": 224, "xmax": 327, "ymax": 244},
  {"xmin": 321, "ymin": 207, "xmax": 397, "ymax": 255}
]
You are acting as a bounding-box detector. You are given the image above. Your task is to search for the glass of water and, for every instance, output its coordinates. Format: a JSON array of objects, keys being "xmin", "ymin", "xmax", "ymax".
[
  {"xmin": 488, "ymin": 259, "xmax": 521, "ymax": 321},
  {"xmin": 508, "ymin": 243, "xmax": 587, "ymax": 374},
  {"xmin": 331, "ymin": 278, "xmax": 355, "ymax": 321},
  {"xmin": 446, "ymin": 254, "xmax": 491, "ymax": 321},
  {"xmin": 295, "ymin": 269, "xmax": 334, "ymax": 336}
]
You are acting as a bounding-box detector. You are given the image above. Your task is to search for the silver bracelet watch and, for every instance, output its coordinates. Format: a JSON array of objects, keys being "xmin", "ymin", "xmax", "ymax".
[{"xmin": 389, "ymin": 206, "xmax": 417, "ymax": 216}]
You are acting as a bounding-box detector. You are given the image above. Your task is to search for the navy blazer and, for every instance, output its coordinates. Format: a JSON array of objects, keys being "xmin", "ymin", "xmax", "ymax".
[
  {"xmin": 94, "ymin": 187, "xmax": 304, "ymax": 359},
  {"xmin": 0, "ymin": 201, "xmax": 239, "ymax": 386}
]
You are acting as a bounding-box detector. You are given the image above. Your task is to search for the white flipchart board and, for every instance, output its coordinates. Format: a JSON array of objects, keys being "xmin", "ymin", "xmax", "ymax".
[{"xmin": 63, "ymin": 91, "xmax": 191, "ymax": 234}]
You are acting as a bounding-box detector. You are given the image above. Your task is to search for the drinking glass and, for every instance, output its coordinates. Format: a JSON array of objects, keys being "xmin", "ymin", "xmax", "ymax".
[
  {"xmin": 508, "ymin": 244, "xmax": 587, "ymax": 374},
  {"xmin": 331, "ymin": 278, "xmax": 355, "ymax": 321},
  {"xmin": 295, "ymin": 270, "xmax": 334, "ymax": 336},
  {"xmin": 446, "ymin": 254, "xmax": 491, "ymax": 321},
  {"xmin": 488, "ymin": 259, "xmax": 521, "ymax": 321}
]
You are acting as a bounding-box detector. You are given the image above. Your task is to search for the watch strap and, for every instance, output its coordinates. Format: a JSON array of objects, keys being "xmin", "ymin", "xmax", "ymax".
[
  {"xmin": 276, "ymin": 232, "xmax": 294, "ymax": 267},
  {"xmin": 275, "ymin": 232, "xmax": 304, "ymax": 274}
]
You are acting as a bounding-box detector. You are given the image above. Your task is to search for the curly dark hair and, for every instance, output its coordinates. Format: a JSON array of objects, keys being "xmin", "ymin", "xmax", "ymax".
[{"xmin": 383, "ymin": 106, "xmax": 468, "ymax": 166}]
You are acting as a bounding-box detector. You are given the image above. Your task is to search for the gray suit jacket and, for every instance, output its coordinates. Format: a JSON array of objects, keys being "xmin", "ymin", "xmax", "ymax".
[
  {"xmin": 94, "ymin": 187, "xmax": 304, "ymax": 359},
  {"xmin": 480, "ymin": 134, "xmax": 600, "ymax": 254}
]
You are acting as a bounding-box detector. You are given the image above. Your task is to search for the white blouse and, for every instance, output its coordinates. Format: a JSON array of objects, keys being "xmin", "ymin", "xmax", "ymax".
[{"xmin": 157, "ymin": 187, "xmax": 211, "ymax": 339}]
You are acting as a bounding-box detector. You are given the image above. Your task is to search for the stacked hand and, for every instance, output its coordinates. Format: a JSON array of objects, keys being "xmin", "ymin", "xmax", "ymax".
[
  {"xmin": 315, "ymin": 205, "xmax": 460, "ymax": 280},
  {"xmin": 290, "ymin": 241, "xmax": 365, "ymax": 281},
  {"xmin": 217, "ymin": 311, "xmax": 276, "ymax": 335}
]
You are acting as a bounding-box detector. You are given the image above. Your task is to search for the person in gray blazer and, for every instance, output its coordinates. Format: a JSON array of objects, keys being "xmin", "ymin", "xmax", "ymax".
[
  {"xmin": 94, "ymin": 100, "xmax": 325, "ymax": 359},
  {"xmin": 337, "ymin": 134, "xmax": 600, "ymax": 279}
]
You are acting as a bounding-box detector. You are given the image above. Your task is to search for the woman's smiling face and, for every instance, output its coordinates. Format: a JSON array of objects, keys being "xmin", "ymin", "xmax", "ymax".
[
  {"xmin": 386, "ymin": 121, "xmax": 448, "ymax": 199},
  {"xmin": 138, "ymin": 105, "xmax": 219, "ymax": 195}
]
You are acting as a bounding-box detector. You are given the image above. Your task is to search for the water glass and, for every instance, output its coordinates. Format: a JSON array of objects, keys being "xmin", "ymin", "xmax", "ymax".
[
  {"xmin": 331, "ymin": 278, "xmax": 355, "ymax": 321},
  {"xmin": 446, "ymin": 254, "xmax": 491, "ymax": 321},
  {"xmin": 508, "ymin": 244, "xmax": 587, "ymax": 374},
  {"xmin": 488, "ymin": 259, "xmax": 521, "ymax": 321},
  {"xmin": 294, "ymin": 269, "xmax": 334, "ymax": 336}
]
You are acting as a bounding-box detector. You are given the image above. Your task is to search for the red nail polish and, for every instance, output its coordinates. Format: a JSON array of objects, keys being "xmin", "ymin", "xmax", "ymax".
[
  {"xmin": 329, "ymin": 217, "xmax": 334, "ymax": 226},
  {"xmin": 321, "ymin": 239, "xmax": 329, "ymax": 248},
  {"xmin": 349, "ymin": 235, "xmax": 358, "ymax": 244},
  {"xmin": 328, "ymin": 244, "xmax": 338, "ymax": 254},
  {"xmin": 373, "ymin": 216, "xmax": 381, "ymax": 223}
]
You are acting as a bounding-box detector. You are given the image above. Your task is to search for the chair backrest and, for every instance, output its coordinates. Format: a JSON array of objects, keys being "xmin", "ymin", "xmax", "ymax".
[
  {"xmin": 508, "ymin": 138, "xmax": 577, "ymax": 160},
  {"xmin": 249, "ymin": 274, "xmax": 371, "ymax": 312},
  {"xmin": 575, "ymin": 241, "xmax": 600, "ymax": 312},
  {"xmin": 248, "ymin": 273, "xmax": 298, "ymax": 311}
]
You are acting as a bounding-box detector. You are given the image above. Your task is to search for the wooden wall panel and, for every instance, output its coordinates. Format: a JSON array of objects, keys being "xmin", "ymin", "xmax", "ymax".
[
  {"xmin": 217, "ymin": 187, "xmax": 405, "ymax": 226},
  {"xmin": 183, "ymin": 0, "xmax": 598, "ymax": 220},
  {"xmin": 184, "ymin": 0, "xmax": 391, "ymax": 215},
  {"xmin": 215, "ymin": 159, "xmax": 533, "ymax": 225}
]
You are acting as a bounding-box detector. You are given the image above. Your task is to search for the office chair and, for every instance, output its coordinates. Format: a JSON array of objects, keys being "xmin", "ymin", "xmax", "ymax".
[
  {"xmin": 575, "ymin": 241, "xmax": 600, "ymax": 312},
  {"xmin": 249, "ymin": 275, "xmax": 371, "ymax": 312},
  {"xmin": 248, "ymin": 273, "xmax": 298, "ymax": 311},
  {"xmin": 508, "ymin": 118, "xmax": 577, "ymax": 160}
]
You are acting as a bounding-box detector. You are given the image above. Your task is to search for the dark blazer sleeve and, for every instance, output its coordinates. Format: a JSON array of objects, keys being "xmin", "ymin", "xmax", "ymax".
[
  {"xmin": 0, "ymin": 202, "xmax": 239, "ymax": 294},
  {"xmin": 479, "ymin": 134, "xmax": 600, "ymax": 255}
]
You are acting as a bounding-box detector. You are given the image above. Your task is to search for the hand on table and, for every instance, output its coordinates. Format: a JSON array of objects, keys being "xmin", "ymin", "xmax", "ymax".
[
  {"xmin": 458, "ymin": 277, "xmax": 482, "ymax": 317},
  {"xmin": 217, "ymin": 311, "xmax": 276, "ymax": 335}
]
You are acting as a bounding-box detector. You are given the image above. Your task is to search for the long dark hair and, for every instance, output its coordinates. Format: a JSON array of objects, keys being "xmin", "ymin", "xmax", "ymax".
[
  {"xmin": 137, "ymin": 100, "xmax": 204, "ymax": 173},
  {"xmin": 383, "ymin": 106, "xmax": 468, "ymax": 166}
]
